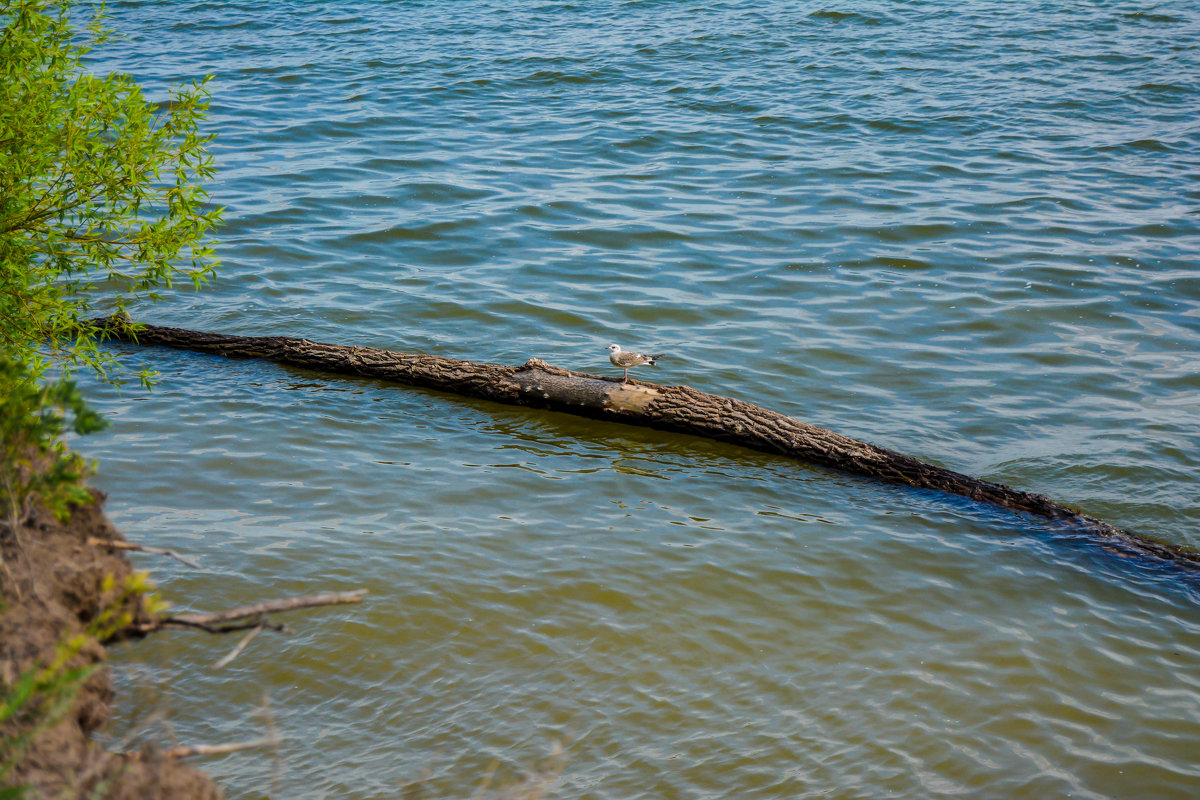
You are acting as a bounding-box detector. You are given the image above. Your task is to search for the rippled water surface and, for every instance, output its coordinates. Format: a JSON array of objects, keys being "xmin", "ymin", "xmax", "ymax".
[{"xmin": 75, "ymin": 1, "xmax": 1200, "ymax": 797}]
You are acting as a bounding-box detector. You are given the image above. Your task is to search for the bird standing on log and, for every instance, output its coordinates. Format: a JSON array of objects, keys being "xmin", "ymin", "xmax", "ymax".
[{"xmin": 608, "ymin": 344, "xmax": 664, "ymax": 384}]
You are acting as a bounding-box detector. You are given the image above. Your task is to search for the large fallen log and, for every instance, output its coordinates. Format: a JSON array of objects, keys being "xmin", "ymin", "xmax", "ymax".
[{"xmin": 95, "ymin": 317, "xmax": 1199, "ymax": 571}]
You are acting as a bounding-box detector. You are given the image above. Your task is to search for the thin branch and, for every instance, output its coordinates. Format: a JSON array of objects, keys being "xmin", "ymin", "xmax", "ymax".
[
  {"xmin": 133, "ymin": 589, "xmax": 368, "ymax": 635},
  {"xmin": 210, "ymin": 624, "xmax": 264, "ymax": 670},
  {"xmin": 166, "ymin": 739, "xmax": 279, "ymax": 759},
  {"xmin": 124, "ymin": 738, "xmax": 279, "ymax": 760},
  {"xmin": 87, "ymin": 536, "xmax": 201, "ymax": 569},
  {"xmin": 156, "ymin": 618, "xmax": 289, "ymax": 635},
  {"xmin": 8, "ymin": 177, "xmax": 109, "ymax": 232},
  {"xmin": 170, "ymin": 589, "xmax": 368, "ymax": 626}
]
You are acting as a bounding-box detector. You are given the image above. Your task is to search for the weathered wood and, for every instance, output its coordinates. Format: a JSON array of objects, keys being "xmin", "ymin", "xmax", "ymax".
[
  {"xmin": 210, "ymin": 624, "xmax": 264, "ymax": 669},
  {"xmin": 95, "ymin": 317, "xmax": 1200, "ymax": 571},
  {"xmin": 87, "ymin": 536, "xmax": 202, "ymax": 569},
  {"xmin": 124, "ymin": 738, "xmax": 278, "ymax": 761},
  {"xmin": 134, "ymin": 589, "xmax": 369, "ymax": 634}
]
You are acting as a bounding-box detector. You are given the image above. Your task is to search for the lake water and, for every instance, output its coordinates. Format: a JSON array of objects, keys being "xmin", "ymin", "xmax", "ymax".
[{"xmin": 75, "ymin": 1, "xmax": 1200, "ymax": 797}]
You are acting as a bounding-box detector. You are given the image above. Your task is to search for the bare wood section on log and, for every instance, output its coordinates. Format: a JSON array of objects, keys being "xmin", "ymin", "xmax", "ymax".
[{"xmin": 94, "ymin": 317, "xmax": 1200, "ymax": 571}]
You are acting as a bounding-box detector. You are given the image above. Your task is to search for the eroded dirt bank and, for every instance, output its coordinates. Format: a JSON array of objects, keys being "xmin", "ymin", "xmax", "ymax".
[{"xmin": 1, "ymin": 490, "xmax": 219, "ymax": 799}]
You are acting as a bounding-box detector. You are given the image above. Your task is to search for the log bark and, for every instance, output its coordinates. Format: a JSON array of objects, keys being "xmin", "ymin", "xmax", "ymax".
[{"xmin": 95, "ymin": 317, "xmax": 1200, "ymax": 571}]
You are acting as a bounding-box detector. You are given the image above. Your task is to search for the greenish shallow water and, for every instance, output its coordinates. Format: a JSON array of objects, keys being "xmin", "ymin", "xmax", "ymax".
[{"xmin": 71, "ymin": 1, "xmax": 1200, "ymax": 797}]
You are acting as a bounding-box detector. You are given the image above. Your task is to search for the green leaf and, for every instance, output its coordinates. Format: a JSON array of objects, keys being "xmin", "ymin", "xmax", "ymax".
[{"xmin": 0, "ymin": 0, "xmax": 221, "ymax": 384}]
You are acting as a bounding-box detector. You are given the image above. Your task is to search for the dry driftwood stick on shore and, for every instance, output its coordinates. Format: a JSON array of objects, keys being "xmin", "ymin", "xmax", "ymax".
[
  {"xmin": 94, "ymin": 317, "xmax": 1200, "ymax": 571},
  {"xmin": 136, "ymin": 589, "xmax": 368, "ymax": 635}
]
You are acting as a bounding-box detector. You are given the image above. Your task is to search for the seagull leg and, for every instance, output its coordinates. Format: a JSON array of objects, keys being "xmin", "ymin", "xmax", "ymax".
[{"xmin": 622, "ymin": 368, "xmax": 629, "ymax": 384}]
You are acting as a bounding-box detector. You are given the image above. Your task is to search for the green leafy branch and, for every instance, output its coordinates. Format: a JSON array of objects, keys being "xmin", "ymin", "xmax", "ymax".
[
  {"xmin": 0, "ymin": 356, "xmax": 108, "ymax": 538},
  {"xmin": 1, "ymin": 0, "xmax": 222, "ymax": 387}
]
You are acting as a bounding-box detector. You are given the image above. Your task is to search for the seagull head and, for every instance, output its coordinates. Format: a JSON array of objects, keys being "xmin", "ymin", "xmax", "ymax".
[{"xmin": 607, "ymin": 344, "xmax": 620, "ymax": 353}]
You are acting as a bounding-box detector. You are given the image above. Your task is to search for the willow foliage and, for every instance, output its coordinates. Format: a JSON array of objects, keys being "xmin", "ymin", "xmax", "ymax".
[{"xmin": 0, "ymin": 0, "xmax": 221, "ymax": 384}]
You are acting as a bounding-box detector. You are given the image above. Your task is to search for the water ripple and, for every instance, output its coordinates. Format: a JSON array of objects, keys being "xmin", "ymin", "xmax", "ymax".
[{"xmin": 80, "ymin": 0, "xmax": 1200, "ymax": 797}]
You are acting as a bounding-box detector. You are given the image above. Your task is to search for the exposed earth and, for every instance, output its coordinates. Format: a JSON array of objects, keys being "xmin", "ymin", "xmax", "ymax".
[{"xmin": 1, "ymin": 489, "xmax": 218, "ymax": 799}]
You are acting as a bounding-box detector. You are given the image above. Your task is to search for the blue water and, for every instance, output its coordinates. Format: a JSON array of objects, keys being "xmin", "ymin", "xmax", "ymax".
[{"xmin": 75, "ymin": 1, "xmax": 1200, "ymax": 797}]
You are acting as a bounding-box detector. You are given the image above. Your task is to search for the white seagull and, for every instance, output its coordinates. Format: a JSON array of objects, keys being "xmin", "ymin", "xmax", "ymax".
[{"xmin": 607, "ymin": 343, "xmax": 664, "ymax": 384}]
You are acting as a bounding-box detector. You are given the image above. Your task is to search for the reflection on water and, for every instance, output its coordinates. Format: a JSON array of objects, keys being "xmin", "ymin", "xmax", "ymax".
[{"xmin": 77, "ymin": 1, "xmax": 1200, "ymax": 798}]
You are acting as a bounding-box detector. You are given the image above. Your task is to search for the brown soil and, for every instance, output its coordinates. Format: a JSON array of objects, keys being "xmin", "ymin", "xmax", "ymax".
[{"xmin": 1, "ymin": 489, "xmax": 219, "ymax": 799}]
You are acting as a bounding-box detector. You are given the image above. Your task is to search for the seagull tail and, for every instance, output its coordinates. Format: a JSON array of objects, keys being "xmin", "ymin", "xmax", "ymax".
[{"xmin": 648, "ymin": 354, "xmax": 665, "ymax": 365}]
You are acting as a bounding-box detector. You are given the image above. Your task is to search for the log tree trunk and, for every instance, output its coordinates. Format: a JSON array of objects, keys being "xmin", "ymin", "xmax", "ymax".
[{"xmin": 95, "ymin": 317, "xmax": 1199, "ymax": 571}]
